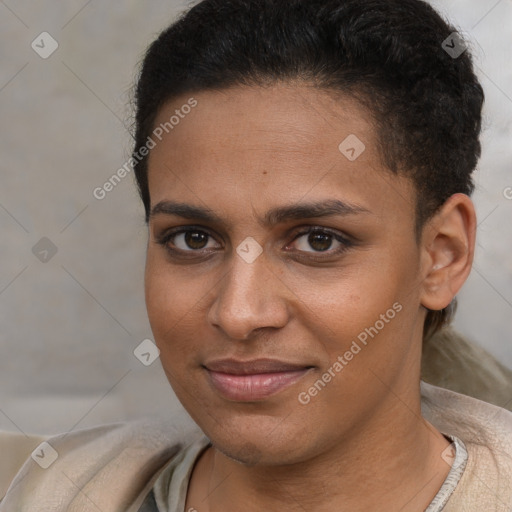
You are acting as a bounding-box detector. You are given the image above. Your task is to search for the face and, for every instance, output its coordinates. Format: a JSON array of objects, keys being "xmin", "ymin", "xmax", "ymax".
[{"xmin": 145, "ymin": 84, "xmax": 427, "ymax": 466}]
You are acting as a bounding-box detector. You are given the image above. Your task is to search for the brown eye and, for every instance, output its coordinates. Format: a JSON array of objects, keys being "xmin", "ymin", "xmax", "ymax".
[
  {"xmin": 306, "ymin": 232, "xmax": 333, "ymax": 252},
  {"xmin": 292, "ymin": 228, "xmax": 348, "ymax": 254},
  {"xmin": 157, "ymin": 228, "xmax": 220, "ymax": 254},
  {"xmin": 289, "ymin": 226, "xmax": 354, "ymax": 259},
  {"xmin": 183, "ymin": 231, "xmax": 209, "ymax": 250}
]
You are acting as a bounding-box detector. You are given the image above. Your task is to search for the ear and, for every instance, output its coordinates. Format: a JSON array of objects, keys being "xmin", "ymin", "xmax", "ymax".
[{"xmin": 419, "ymin": 193, "xmax": 476, "ymax": 311}]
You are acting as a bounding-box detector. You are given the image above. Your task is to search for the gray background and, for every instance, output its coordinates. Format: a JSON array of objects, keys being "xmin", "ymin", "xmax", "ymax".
[{"xmin": 0, "ymin": 0, "xmax": 511, "ymax": 436}]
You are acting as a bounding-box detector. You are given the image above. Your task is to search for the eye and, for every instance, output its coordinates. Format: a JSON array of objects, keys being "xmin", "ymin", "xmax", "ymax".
[
  {"xmin": 156, "ymin": 227, "xmax": 220, "ymax": 254},
  {"xmin": 156, "ymin": 225, "xmax": 354, "ymax": 260},
  {"xmin": 288, "ymin": 227, "xmax": 353, "ymax": 255}
]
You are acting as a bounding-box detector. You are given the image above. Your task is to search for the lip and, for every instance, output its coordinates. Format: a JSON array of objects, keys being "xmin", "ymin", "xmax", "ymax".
[{"xmin": 204, "ymin": 358, "xmax": 313, "ymax": 401}]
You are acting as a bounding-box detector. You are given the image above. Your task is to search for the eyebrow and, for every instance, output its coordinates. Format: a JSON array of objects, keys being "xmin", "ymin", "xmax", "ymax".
[{"xmin": 149, "ymin": 199, "xmax": 370, "ymax": 228}]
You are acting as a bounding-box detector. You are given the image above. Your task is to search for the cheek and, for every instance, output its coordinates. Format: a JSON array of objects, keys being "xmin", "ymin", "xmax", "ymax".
[
  {"xmin": 293, "ymin": 259, "xmax": 418, "ymax": 397},
  {"xmin": 144, "ymin": 254, "xmax": 204, "ymax": 353},
  {"xmin": 291, "ymin": 259, "xmax": 404, "ymax": 337}
]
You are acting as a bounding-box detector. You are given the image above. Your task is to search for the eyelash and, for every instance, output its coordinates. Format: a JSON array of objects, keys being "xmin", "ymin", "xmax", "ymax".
[{"xmin": 155, "ymin": 225, "xmax": 354, "ymax": 260}]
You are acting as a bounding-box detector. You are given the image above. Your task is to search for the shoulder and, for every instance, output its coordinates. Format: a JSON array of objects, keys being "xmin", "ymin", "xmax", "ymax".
[
  {"xmin": 422, "ymin": 327, "xmax": 512, "ymax": 410},
  {"xmin": 421, "ymin": 380, "xmax": 512, "ymax": 445},
  {"xmin": 0, "ymin": 430, "xmax": 48, "ymax": 500},
  {"xmin": 0, "ymin": 418, "xmax": 193, "ymax": 512},
  {"xmin": 421, "ymin": 381, "xmax": 512, "ymax": 509}
]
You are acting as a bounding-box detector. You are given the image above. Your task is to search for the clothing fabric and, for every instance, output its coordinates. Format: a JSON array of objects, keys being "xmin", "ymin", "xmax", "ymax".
[
  {"xmin": 0, "ymin": 381, "xmax": 511, "ymax": 511},
  {"xmin": 143, "ymin": 432, "xmax": 468, "ymax": 512},
  {"xmin": 425, "ymin": 435, "xmax": 468, "ymax": 511},
  {"xmin": 421, "ymin": 327, "xmax": 512, "ymax": 411}
]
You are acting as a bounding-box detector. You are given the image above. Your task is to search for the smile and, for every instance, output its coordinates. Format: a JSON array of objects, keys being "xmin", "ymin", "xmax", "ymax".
[{"xmin": 204, "ymin": 359, "xmax": 313, "ymax": 401}]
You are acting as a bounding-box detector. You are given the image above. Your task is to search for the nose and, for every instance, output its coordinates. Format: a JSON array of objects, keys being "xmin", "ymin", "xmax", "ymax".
[{"xmin": 207, "ymin": 249, "xmax": 289, "ymax": 341}]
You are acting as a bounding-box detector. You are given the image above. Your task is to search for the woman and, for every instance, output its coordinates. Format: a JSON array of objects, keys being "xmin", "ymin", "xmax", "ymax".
[{"xmin": 1, "ymin": 0, "xmax": 511, "ymax": 510}]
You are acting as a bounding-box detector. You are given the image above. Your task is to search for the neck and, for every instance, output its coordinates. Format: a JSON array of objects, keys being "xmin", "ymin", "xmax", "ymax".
[{"xmin": 190, "ymin": 384, "xmax": 451, "ymax": 512}]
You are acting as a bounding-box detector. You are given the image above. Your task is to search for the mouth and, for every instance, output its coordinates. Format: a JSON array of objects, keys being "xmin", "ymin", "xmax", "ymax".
[{"xmin": 204, "ymin": 358, "xmax": 314, "ymax": 401}]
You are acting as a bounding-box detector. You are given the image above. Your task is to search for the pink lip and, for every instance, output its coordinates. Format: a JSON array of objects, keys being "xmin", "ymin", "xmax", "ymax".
[{"xmin": 204, "ymin": 359, "xmax": 313, "ymax": 401}]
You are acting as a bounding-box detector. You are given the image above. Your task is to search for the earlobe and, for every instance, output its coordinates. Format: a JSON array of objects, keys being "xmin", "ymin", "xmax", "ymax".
[{"xmin": 420, "ymin": 193, "xmax": 476, "ymax": 311}]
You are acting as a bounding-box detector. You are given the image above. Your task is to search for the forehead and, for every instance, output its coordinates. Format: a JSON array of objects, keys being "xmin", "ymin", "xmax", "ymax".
[
  {"xmin": 150, "ymin": 83, "xmax": 376, "ymax": 161},
  {"xmin": 146, "ymin": 84, "xmax": 415, "ymax": 227}
]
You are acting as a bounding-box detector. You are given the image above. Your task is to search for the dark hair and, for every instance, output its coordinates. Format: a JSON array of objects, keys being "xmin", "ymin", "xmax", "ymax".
[{"xmin": 132, "ymin": 0, "xmax": 484, "ymax": 338}]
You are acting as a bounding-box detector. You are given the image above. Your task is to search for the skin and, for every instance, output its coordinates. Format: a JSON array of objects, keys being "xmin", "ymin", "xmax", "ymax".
[{"xmin": 144, "ymin": 83, "xmax": 476, "ymax": 511}]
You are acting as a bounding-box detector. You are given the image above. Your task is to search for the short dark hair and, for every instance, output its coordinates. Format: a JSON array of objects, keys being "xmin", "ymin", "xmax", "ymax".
[{"xmin": 131, "ymin": 0, "xmax": 484, "ymax": 338}]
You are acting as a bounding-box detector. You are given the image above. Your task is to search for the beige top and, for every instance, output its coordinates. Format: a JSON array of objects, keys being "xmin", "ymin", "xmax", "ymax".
[
  {"xmin": 0, "ymin": 381, "xmax": 511, "ymax": 511},
  {"xmin": 148, "ymin": 432, "xmax": 468, "ymax": 511}
]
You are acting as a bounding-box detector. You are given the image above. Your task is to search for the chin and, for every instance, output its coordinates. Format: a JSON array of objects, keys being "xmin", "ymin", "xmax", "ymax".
[
  {"xmin": 199, "ymin": 413, "xmax": 318, "ymax": 467},
  {"xmin": 215, "ymin": 441, "xmax": 267, "ymax": 466}
]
